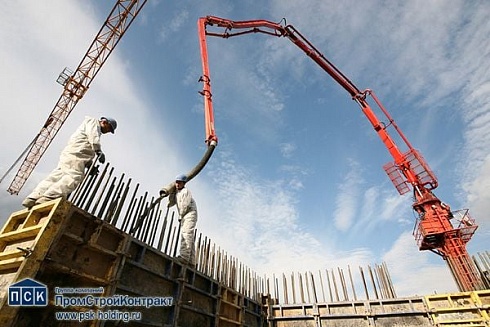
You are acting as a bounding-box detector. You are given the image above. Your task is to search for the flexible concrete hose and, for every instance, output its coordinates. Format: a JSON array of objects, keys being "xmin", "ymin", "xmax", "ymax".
[
  {"xmin": 161, "ymin": 140, "xmax": 217, "ymax": 195},
  {"xmin": 130, "ymin": 141, "xmax": 217, "ymax": 234}
]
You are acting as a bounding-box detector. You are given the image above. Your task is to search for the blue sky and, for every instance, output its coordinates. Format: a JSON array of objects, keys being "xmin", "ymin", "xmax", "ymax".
[{"xmin": 0, "ymin": 1, "xmax": 489, "ymax": 297}]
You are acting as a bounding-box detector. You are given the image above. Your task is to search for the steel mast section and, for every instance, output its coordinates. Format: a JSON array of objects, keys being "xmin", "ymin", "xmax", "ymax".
[
  {"xmin": 4, "ymin": 0, "xmax": 147, "ymax": 195},
  {"xmin": 198, "ymin": 16, "xmax": 484, "ymax": 291}
]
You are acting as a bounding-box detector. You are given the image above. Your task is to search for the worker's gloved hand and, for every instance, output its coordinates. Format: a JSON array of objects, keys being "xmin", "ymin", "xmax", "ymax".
[
  {"xmin": 96, "ymin": 150, "xmax": 105, "ymax": 164},
  {"xmin": 159, "ymin": 188, "xmax": 168, "ymax": 197},
  {"xmin": 89, "ymin": 165, "xmax": 99, "ymax": 176}
]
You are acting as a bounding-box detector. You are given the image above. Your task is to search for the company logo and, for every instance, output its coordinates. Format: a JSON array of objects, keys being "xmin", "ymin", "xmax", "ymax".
[{"xmin": 8, "ymin": 278, "xmax": 48, "ymax": 306}]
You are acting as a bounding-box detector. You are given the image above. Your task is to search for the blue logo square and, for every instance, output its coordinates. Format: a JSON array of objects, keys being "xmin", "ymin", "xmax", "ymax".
[{"xmin": 8, "ymin": 278, "xmax": 48, "ymax": 307}]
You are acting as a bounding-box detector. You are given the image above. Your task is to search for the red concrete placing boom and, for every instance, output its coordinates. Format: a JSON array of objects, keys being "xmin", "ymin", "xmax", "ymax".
[{"xmin": 197, "ymin": 16, "xmax": 485, "ymax": 291}]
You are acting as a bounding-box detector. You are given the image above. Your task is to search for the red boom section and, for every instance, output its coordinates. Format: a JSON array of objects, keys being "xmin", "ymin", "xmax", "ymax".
[
  {"xmin": 197, "ymin": 18, "xmax": 218, "ymax": 144},
  {"xmin": 198, "ymin": 16, "xmax": 484, "ymax": 291}
]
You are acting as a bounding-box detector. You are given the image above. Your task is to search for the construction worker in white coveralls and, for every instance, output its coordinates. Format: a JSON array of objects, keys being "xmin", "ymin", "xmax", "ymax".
[
  {"xmin": 22, "ymin": 116, "xmax": 117, "ymax": 208},
  {"xmin": 166, "ymin": 174, "xmax": 197, "ymax": 266}
]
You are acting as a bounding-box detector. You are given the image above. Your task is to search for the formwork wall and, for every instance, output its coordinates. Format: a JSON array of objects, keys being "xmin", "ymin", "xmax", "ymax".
[
  {"xmin": 264, "ymin": 291, "xmax": 490, "ymax": 326},
  {"xmin": 0, "ymin": 198, "xmax": 488, "ymax": 326},
  {"xmin": 0, "ymin": 199, "xmax": 264, "ymax": 326}
]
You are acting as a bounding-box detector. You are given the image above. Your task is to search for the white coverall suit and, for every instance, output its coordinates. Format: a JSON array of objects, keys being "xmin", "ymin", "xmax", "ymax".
[
  {"xmin": 174, "ymin": 187, "xmax": 198, "ymax": 265},
  {"xmin": 26, "ymin": 116, "xmax": 103, "ymax": 201}
]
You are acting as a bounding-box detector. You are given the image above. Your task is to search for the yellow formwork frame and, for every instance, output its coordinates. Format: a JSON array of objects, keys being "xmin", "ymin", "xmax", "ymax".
[
  {"xmin": 425, "ymin": 290, "xmax": 490, "ymax": 326},
  {"xmin": 0, "ymin": 198, "xmax": 71, "ymax": 326}
]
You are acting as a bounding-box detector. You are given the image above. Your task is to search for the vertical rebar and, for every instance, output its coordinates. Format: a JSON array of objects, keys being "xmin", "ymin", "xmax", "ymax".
[
  {"xmin": 149, "ymin": 208, "xmax": 162, "ymax": 246},
  {"xmin": 298, "ymin": 273, "xmax": 305, "ymax": 303},
  {"xmin": 104, "ymin": 173, "xmax": 125, "ymax": 224},
  {"xmin": 309, "ymin": 271, "xmax": 318, "ymax": 303},
  {"xmin": 91, "ymin": 166, "xmax": 114, "ymax": 217},
  {"xmin": 305, "ymin": 272, "xmax": 311, "ymax": 303},
  {"xmin": 290, "ymin": 272, "xmax": 296, "ymax": 304},
  {"xmin": 318, "ymin": 270, "xmax": 326, "ymax": 302},
  {"xmin": 164, "ymin": 215, "xmax": 174, "ymax": 255},
  {"xmin": 331, "ymin": 269, "xmax": 339, "ymax": 302},
  {"xmin": 70, "ymin": 159, "xmax": 101, "ymax": 204},
  {"xmin": 170, "ymin": 225, "xmax": 178, "ymax": 258},
  {"xmin": 359, "ymin": 266, "xmax": 369, "ymax": 300},
  {"xmin": 142, "ymin": 197, "xmax": 156, "ymax": 243},
  {"xmin": 157, "ymin": 208, "xmax": 169, "ymax": 251},
  {"xmin": 326, "ymin": 269, "xmax": 333, "ymax": 302},
  {"xmin": 368, "ymin": 265, "xmax": 379, "ymax": 300},
  {"xmin": 133, "ymin": 193, "xmax": 148, "ymax": 240},
  {"xmin": 98, "ymin": 176, "xmax": 116, "ymax": 220},
  {"xmin": 120, "ymin": 183, "xmax": 139, "ymax": 232},
  {"xmin": 111, "ymin": 178, "xmax": 132, "ymax": 227},
  {"xmin": 338, "ymin": 267, "xmax": 348, "ymax": 301},
  {"xmin": 348, "ymin": 265, "xmax": 357, "ymax": 301},
  {"xmin": 76, "ymin": 171, "xmax": 99, "ymax": 208},
  {"xmin": 79, "ymin": 163, "xmax": 109, "ymax": 210},
  {"xmin": 274, "ymin": 275, "xmax": 279, "ymax": 304},
  {"xmin": 282, "ymin": 273, "xmax": 288, "ymax": 304}
]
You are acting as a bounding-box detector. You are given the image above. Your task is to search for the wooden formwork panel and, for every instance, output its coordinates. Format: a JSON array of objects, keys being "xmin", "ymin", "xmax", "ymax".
[
  {"xmin": 319, "ymin": 302, "xmax": 366, "ymax": 315},
  {"xmin": 182, "ymin": 283, "xmax": 218, "ymax": 315},
  {"xmin": 478, "ymin": 290, "xmax": 490, "ymax": 306},
  {"xmin": 320, "ymin": 317, "xmax": 369, "ymax": 327},
  {"xmin": 44, "ymin": 208, "xmax": 127, "ymax": 284},
  {"xmin": 270, "ymin": 304, "xmax": 309, "ymax": 317},
  {"xmin": 275, "ymin": 321, "xmax": 317, "ymax": 327},
  {"xmin": 0, "ymin": 199, "xmax": 70, "ymax": 327},
  {"xmin": 117, "ymin": 263, "xmax": 176, "ymax": 296},
  {"xmin": 0, "ymin": 200, "xmax": 67, "ymax": 280},
  {"xmin": 368, "ymin": 298, "xmax": 432, "ymax": 326},
  {"xmin": 116, "ymin": 244, "xmax": 181, "ymax": 326},
  {"xmin": 244, "ymin": 298, "xmax": 266, "ymax": 327},
  {"xmin": 373, "ymin": 315, "xmax": 432, "ymax": 327},
  {"xmin": 110, "ymin": 288, "xmax": 174, "ymax": 326},
  {"xmin": 12, "ymin": 206, "xmax": 128, "ymax": 327},
  {"xmin": 368, "ymin": 298, "xmax": 427, "ymax": 314},
  {"xmin": 268, "ymin": 297, "xmax": 433, "ymax": 327},
  {"xmin": 179, "ymin": 303, "xmax": 216, "ymax": 326},
  {"xmin": 425, "ymin": 290, "xmax": 490, "ymax": 326},
  {"xmin": 117, "ymin": 238, "xmax": 229, "ymax": 326},
  {"xmin": 218, "ymin": 287, "xmax": 243, "ymax": 325},
  {"xmin": 274, "ymin": 321, "xmax": 318, "ymax": 327},
  {"xmin": 271, "ymin": 313, "xmax": 432, "ymax": 327}
]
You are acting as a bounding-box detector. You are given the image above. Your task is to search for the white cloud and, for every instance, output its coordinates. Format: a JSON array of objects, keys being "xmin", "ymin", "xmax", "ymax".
[
  {"xmin": 158, "ymin": 9, "xmax": 189, "ymax": 42},
  {"xmin": 279, "ymin": 142, "xmax": 296, "ymax": 158},
  {"xmin": 333, "ymin": 159, "xmax": 362, "ymax": 231}
]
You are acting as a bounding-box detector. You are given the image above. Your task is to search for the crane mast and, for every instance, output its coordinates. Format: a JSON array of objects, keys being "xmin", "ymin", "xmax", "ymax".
[
  {"xmin": 5, "ymin": 0, "xmax": 147, "ymax": 195},
  {"xmin": 198, "ymin": 16, "xmax": 484, "ymax": 291}
]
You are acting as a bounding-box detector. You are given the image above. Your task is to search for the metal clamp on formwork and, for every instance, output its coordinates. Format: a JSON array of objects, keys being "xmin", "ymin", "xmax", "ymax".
[{"xmin": 16, "ymin": 247, "xmax": 32, "ymax": 258}]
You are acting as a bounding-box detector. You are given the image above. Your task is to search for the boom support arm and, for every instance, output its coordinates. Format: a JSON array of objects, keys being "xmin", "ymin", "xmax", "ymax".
[
  {"xmin": 198, "ymin": 16, "xmax": 483, "ymax": 291},
  {"xmin": 199, "ymin": 16, "xmax": 436, "ymax": 197}
]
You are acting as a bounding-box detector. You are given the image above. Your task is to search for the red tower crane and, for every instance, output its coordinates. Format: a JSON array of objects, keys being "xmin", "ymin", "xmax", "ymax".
[
  {"xmin": 197, "ymin": 16, "xmax": 485, "ymax": 291},
  {"xmin": 2, "ymin": 0, "xmax": 147, "ymax": 195}
]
